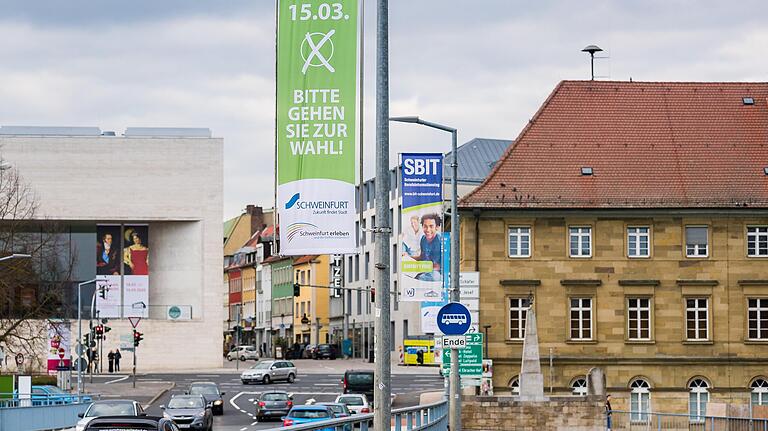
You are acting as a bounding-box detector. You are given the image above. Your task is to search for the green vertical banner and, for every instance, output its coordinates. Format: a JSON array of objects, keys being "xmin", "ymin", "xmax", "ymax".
[{"xmin": 277, "ymin": 0, "xmax": 358, "ymax": 255}]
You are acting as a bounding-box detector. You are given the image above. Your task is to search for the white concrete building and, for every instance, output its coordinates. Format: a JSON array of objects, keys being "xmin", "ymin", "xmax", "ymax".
[{"xmin": 0, "ymin": 126, "xmax": 223, "ymax": 371}]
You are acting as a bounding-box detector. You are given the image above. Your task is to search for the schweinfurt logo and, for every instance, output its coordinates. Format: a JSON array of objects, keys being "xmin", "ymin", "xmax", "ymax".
[
  {"xmin": 284, "ymin": 193, "xmax": 349, "ymax": 211},
  {"xmin": 285, "ymin": 193, "xmax": 301, "ymax": 209}
]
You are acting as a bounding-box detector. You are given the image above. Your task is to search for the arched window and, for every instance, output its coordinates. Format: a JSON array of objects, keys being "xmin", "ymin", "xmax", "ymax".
[
  {"xmin": 688, "ymin": 378, "xmax": 709, "ymax": 422},
  {"xmin": 571, "ymin": 377, "xmax": 587, "ymax": 396},
  {"xmin": 752, "ymin": 378, "xmax": 768, "ymax": 407},
  {"xmin": 509, "ymin": 376, "xmax": 520, "ymax": 395},
  {"xmin": 630, "ymin": 378, "xmax": 651, "ymax": 422}
]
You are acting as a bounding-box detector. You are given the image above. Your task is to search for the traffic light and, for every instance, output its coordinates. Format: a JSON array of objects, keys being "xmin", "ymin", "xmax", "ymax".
[
  {"xmin": 293, "ymin": 283, "xmax": 301, "ymax": 296},
  {"xmin": 133, "ymin": 330, "xmax": 144, "ymax": 347},
  {"xmin": 103, "ymin": 325, "xmax": 111, "ymax": 334},
  {"xmin": 94, "ymin": 325, "xmax": 104, "ymax": 340}
]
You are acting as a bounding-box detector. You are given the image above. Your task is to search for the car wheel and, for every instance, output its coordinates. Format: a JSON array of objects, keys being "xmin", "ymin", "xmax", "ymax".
[
  {"xmin": 239, "ymin": 355, "xmax": 246, "ymax": 361},
  {"xmin": 263, "ymin": 375, "xmax": 271, "ymax": 384},
  {"xmin": 242, "ymin": 380, "xmax": 249, "ymax": 385},
  {"xmin": 227, "ymin": 356, "xmax": 233, "ymax": 361},
  {"xmin": 287, "ymin": 373, "xmax": 295, "ymax": 383}
]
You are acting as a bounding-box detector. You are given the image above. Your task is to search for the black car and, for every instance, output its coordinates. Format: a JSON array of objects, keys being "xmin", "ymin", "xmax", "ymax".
[
  {"xmin": 161, "ymin": 395, "xmax": 213, "ymax": 431},
  {"xmin": 188, "ymin": 382, "xmax": 225, "ymax": 415},
  {"xmin": 255, "ymin": 391, "xmax": 293, "ymax": 421},
  {"xmin": 83, "ymin": 416, "xmax": 179, "ymax": 431},
  {"xmin": 342, "ymin": 370, "xmax": 374, "ymax": 401},
  {"xmin": 313, "ymin": 344, "xmax": 338, "ymax": 360}
]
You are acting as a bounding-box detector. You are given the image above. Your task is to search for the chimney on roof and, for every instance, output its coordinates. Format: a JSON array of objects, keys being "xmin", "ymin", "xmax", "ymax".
[{"xmin": 246, "ymin": 205, "xmax": 264, "ymax": 236}]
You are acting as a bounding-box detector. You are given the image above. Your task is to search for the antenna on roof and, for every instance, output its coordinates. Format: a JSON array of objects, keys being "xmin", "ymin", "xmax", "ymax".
[{"xmin": 581, "ymin": 45, "xmax": 603, "ymax": 80}]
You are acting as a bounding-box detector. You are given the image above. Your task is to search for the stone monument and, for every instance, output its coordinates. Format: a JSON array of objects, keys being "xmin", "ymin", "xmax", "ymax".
[{"xmin": 518, "ymin": 299, "xmax": 546, "ymax": 401}]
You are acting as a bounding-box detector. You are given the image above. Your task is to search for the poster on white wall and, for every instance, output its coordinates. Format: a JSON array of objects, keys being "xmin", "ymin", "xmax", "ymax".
[
  {"xmin": 95, "ymin": 276, "xmax": 121, "ymax": 318},
  {"xmin": 46, "ymin": 321, "xmax": 71, "ymax": 375},
  {"xmin": 123, "ymin": 275, "xmax": 149, "ymax": 318}
]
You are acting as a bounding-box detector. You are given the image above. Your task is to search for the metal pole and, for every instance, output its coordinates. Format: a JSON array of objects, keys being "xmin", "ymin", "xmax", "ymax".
[
  {"xmin": 374, "ymin": 0, "xmax": 392, "ymax": 429},
  {"xmin": 449, "ymin": 128, "xmax": 461, "ymax": 431},
  {"xmin": 132, "ymin": 336, "xmax": 136, "ymax": 389},
  {"xmin": 590, "ymin": 54, "xmax": 595, "ymax": 81},
  {"xmin": 77, "ymin": 282, "xmax": 82, "ymax": 395},
  {"xmin": 235, "ymin": 305, "xmax": 241, "ymax": 371},
  {"xmin": 89, "ymin": 291, "xmax": 97, "ymax": 384}
]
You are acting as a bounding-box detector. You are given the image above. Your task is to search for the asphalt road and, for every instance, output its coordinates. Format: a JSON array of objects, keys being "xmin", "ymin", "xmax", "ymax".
[{"xmin": 142, "ymin": 371, "xmax": 445, "ymax": 431}]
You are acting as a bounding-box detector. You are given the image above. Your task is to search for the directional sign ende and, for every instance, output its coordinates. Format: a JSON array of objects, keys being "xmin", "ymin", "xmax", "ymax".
[
  {"xmin": 436, "ymin": 302, "xmax": 471, "ymax": 335},
  {"xmin": 442, "ymin": 333, "xmax": 482, "ymax": 377},
  {"xmin": 442, "ymin": 335, "xmax": 466, "ymax": 349}
]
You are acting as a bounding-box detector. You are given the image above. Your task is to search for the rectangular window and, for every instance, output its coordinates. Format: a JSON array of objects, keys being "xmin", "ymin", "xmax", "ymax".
[
  {"xmin": 403, "ymin": 319, "xmax": 409, "ymax": 338},
  {"xmin": 686, "ymin": 226, "xmax": 708, "ymax": 257},
  {"xmin": 570, "ymin": 298, "xmax": 593, "ymax": 340},
  {"xmin": 509, "ymin": 297, "xmax": 531, "ymax": 340},
  {"xmin": 627, "ymin": 298, "xmax": 651, "ymax": 340},
  {"xmin": 393, "ymin": 280, "xmax": 399, "ymax": 311},
  {"xmin": 627, "ymin": 226, "xmax": 650, "ymax": 257},
  {"xmin": 392, "ymin": 244, "xmax": 398, "ymax": 273},
  {"xmin": 357, "ymin": 289, "xmax": 362, "ymax": 315},
  {"xmin": 748, "ymin": 298, "xmax": 768, "ymax": 340},
  {"xmin": 348, "ymin": 256, "xmax": 353, "ymax": 281},
  {"xmin": 747, "ymin": 226, "xmax": 768, "ymax": 257},
  {"xmin": 354, "ymin": 254, "xmax": 360, "ymax": 281},
  {"xmin": 371, "ymin": 216, "xmax": 375, "ymax": 244},
  {"xmin": 686, "ymin": 298, "xmax": 709, "ymax": 340},
  {"xmin": 361, "ymin": 219, "xmax": 366, "ymax": 245},
  {"xmin": 364, "ymin": 252, "xmax": 370, "ymax": 279},
  {"xmin": 390, "ymin": 208, "xmax": 394, "ymax": 238},
  {"xmin": 355, "ymin": 221, "xmax": 360, "ymax": 247},
  {"xmin": 569, "ymin": 226, "xmax": 592, "ymax": 257},
  {"xmin": 508, "ymin": 226, "xmax": 531, "ymax": 257}
]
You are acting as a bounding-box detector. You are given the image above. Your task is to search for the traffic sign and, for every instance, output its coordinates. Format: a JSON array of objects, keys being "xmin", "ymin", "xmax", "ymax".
[
  {"xmin": 58, "ymin": 348, "xmax": 65, "ymax": 359},
  {"xmin": 442, "ymin": 335, "xmax": 466, "ymax": 349},
  {"xmin": 442, "ymin": 333, "xmax": 482, "ymax": 377},
  {"xmin": 436, "ymin": 302, "xmax": 471, "ymax": 335},
  {"xmin": 128, "ymin": 317, "xmax": 141, "ymax": 328}
]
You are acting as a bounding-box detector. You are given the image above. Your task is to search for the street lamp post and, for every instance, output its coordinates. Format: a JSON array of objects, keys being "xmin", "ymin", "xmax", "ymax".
[
  {"xmin": 389, "ymin": 115, "xmax": 460, "ymax": 430},
  {"xmin": 76, "ymin": 278, "xmax": 98, "ymax": 396}
]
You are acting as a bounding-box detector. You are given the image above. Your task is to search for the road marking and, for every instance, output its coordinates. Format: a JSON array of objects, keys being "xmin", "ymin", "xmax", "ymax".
[
  {"xmin": 104, "ymin": 375, "xmax": 130, "ymax": 384},
  {"xmin": 240, "ymin": 427, "xmax": 248, "ymax": 431},
  {"xmin": 251, "ymin": 421, "xmax": 258, "ymax": 425},
  {"xmin": 313, "ymin": 383, "xmax": 341, "ymax": 386}
]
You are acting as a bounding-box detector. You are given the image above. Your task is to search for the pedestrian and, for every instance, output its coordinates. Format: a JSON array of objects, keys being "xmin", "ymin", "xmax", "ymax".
[
  {"xmin": 91, "ymin": 348, "xmax": 99, "ymax": 373},
  {"xmin": 107, "ymin": 350, "xmax": 115, "ymax": 373},
  {"xmin": 605, "ymin": 394, "xmax": 613, "ymax": 431},
  {"xmin": 114, "ymin": 349, "xmax": 122, "ymax": 372},
  {"xmin": 259, "ymin": 345, "xmax": 263, "ymax": 358}
]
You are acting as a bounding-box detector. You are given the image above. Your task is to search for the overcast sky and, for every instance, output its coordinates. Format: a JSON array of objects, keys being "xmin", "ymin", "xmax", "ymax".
[{"xmin": 1, "ymin": 0, "xmax": 766, "ymax": 219}]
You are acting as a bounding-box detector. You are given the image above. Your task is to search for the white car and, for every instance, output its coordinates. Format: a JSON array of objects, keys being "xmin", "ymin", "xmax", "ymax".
[
  {"xmin": 227, "ymin": 345, "xmax": 259, "ymax": 361},
  {"xmin": 334, "ymin": 394, "xmax": 371, "ymax": 415},
  {"xmin": 75, "ymin": 399, "xmax": 145, "ymax": 431}
]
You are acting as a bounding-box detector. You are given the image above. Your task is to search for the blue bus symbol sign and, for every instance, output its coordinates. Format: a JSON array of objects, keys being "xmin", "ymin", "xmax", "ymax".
[{"xmin": 436, "ymin": 302, "xmax": 471, "ymax": 335}]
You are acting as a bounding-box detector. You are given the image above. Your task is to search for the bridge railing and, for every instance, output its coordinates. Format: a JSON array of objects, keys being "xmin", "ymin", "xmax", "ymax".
[
  {"xmin": 608, "ymin": 410, "xmax": 768, "ymax": 430},
  {"xmin": 265, "ymin": 399, "xmax": 449, "ymax": 431},
  {"xmin": 0, "ymin": 393, "xmax": 96, "ymax": 431}
]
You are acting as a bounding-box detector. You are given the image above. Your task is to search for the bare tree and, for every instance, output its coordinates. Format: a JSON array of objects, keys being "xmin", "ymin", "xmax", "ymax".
[{"xmin": 0, "ymin": 164, "xmax": 75, "ymax": 370}]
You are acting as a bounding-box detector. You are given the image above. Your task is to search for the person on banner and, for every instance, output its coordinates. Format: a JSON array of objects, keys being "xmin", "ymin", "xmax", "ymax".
[
  {"xmin": 114, "ymin": 349, "xmax": 122, "ymax": 372},
  {"xmin": 412, "ymin": 214, "xmax": 442, "ymax": 281},
  {"xmin": 96, "ymin": 232, "xmax": 120, "ymax": 275},
  {"xmin": 123, "ymin": 228, "xmax": 149, "ymax": 276},
  {"xmin": 402, "ymin": 215, "xmax": 424, "ymax": 257}
]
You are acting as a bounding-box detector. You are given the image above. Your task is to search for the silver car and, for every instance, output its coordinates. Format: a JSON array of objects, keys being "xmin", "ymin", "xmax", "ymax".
[
  {"xmin": 75, "ymin": 399, "xmax": 145, "ymax": 431},
  {"xmin": 240, "ymin": 360, "xmax": 297, "ymax": 384},
  {"xmin": 227, "ymin": 345, "xmax": 259, "ymax": 361}
]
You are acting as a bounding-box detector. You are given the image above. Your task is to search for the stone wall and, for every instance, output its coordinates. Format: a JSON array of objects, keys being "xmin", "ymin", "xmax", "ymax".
[{"xmin": 462, "ymin": 395, "xmax": 604, "ymax": 431}]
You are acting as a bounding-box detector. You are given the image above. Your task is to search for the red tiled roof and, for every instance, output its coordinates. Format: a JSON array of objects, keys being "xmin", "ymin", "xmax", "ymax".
[
  {"xmin": 461, "ymin": 81, "xmax": 768, "ymax": 209},
  {"xmin": 262, "ymin": 255, "xmax": 289, "ymax": 264},
  {"xmin": 292, "ymin": 255, "xmax": 318, "ymax": 265}
]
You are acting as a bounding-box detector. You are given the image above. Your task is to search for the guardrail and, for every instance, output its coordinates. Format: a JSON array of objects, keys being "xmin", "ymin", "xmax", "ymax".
[
  {"xmin": 0, "ymin": 393, "xmax": 95, "ymax": 431},
  {"xmin": 265, "ymin": 400, "xmax": 448, "ymax": 431},
  {"xmin": 608, "ymin": 410, "xmax": 768, "ymax": 430}
]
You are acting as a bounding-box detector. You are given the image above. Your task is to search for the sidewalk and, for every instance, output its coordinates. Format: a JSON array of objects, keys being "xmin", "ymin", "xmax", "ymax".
[{"xmin": 82, "ymin": 377, "xmax": 174, "ymax": 407}]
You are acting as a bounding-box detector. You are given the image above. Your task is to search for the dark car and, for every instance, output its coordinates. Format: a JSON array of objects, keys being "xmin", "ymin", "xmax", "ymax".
[
  {"xmin": 188, "ymin": 382, "xmax": 225, "ymax": 415},
  {"xmin": 313, "ymin": 344, "xmax": 338, "ymax": 360},
  {"xmin": 161, "ymin": 395, "xmax": 213, "ymax": 431},
  {"xmin": 83, "ymin": 416, "xmax": 179, "ymax": 431},
  {"xmin": 255, "ymin": 391, "xmax": 293, "ymax": 421},
  {"xmin": 342, "ymin": 370, "xmax": 374, "ymax": 401}
]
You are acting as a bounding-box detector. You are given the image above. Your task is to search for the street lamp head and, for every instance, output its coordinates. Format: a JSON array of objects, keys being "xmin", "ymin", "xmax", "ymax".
[
  {"xmin": 389, "ymin": 116, "xmax": 420, "ymax": 124},
  {"xmin": 581, "ymin": 44, "xmax": 603, "ymax": 56}
]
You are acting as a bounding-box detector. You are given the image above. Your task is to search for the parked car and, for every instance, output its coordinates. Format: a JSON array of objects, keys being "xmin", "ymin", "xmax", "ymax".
[
  {"xmin": 83, "ymin": 416, "xmax": 179, "ymax": 431},
  {"xmin": 76, "ymin": 400, "xmax": 145, "ymax": 431},
  {"xmin": 240, "ymin": 360, "xmax": 297, "ymax": 384},
  {"xmin": 341, "ymin": 370, "xmax": 374, "ymax": 401},
  {"xmin": 188, "ymin": 382, "xmax": 225, "ymax": 415},
  {"xmin": 255, "ymin": 390, "xmax": 293, "ymax": 421},
  {"xmin": 161, "ymin": 395, "xmax": 213, "ymax": 431},
  {"xmin": 282, "ymin": 405, "xmax": 335, "ymax": 431},
  {"xmin": 302, "ymin": 344, "xmax": 318, "ymax": 359},
  {"xmin": 313, "ymin": 344, "xmax": 338, "ymax": 360},
  {"xmin": 227, "ymin": 345, "xmax": 259, "ymax": 361},
  {"xmin": 334, "ymin": 394, "xmax": 371, "ymax": 415}
]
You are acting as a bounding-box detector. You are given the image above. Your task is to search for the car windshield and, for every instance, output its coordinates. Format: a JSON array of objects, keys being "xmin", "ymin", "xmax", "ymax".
[
  {"xmin": 337, "ymin": 396, "xmax": 364, "ymax": 406},
  {"xmin": 262, "ymin": 393, "xmax": 288, "ymax": 401},
  {"xmin": 347, "ymin": 373, "xmax": 373, "ymax": 385},
  {"xmin": 87, "ymin": 402, "xmax": 135, "ymax": 417},
  {"xmin": 252, "ymin": 362, "xmax": 273, "ymax": 370},
  {"xmin": 190, "ymin": 385, "xmax": 218, "ymax": 396},
  {"xmin": 168, "ymin": 397, "xmax": 204, "ymax": 409},
  {"xmin": 323, "ymin": 404, "xmax": 345, "ymax": 414},
  {"xmin": 290, "ymin": 409, "xmax": 330, "ymax": 419},
  {"xmin": 43, "ymin": 386, "xmax": 65, "ymax": 394}
]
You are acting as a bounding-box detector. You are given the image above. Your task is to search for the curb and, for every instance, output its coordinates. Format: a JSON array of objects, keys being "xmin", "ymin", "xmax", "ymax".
[{"xmin": 147, "ymin": 381, "xmax": 175, "ymax": 407}]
